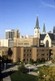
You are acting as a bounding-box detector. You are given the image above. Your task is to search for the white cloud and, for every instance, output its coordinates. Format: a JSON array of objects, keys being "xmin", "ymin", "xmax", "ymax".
[{"xmin": 41, "ymin": 0, "xmax": 55, "ymax": 8}]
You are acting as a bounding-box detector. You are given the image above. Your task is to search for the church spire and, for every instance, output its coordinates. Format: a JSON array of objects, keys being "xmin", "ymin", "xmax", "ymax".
[
  {"xmin": 34, "ymin": 16, "xmax": 40, "ymax": 38},
  {"xmin": 42, "ymin": 23, "xmax": 46, "ymax": 34},
  {"xmin": 34, "ymin": 16, "xmax": 39, "ymax": 29}
]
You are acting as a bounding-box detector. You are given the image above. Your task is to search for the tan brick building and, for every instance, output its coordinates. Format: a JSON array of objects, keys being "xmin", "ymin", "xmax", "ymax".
[
  {"xmin": 0, "ymin": 17, "xmax": 55, "ymax": 63},
  {"xmin": 12, "ymin": 47, "xmax": 49, "ymax": 63}
]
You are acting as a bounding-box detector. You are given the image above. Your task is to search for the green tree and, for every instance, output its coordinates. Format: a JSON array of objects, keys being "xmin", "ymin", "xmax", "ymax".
[
  {"xmin": 38, "ymin": 66, "xmax": 55, "ymax": 81},
  {"xmin": 7, "ymin": 48, "xmax": 13, "ymax": 61},
  {"xmin": 51, "ymin": 54, "xmax": 55, "ymax": 63},
  {"xmin": 18, "ymin": 62, "xmax": 28, "ymax": 73},
  {"xmin": 7, "ymin": 48, "xmax": 13, "ymax": 56},
  {"xmin": 0, "ymin": 56, "xmax": 2, "ymax": 73}
]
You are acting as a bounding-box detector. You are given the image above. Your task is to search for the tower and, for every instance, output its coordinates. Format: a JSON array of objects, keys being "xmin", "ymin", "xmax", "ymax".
[
  {"xmin": 34, "ymin": 17, "xmax": 40, "ymax": 38},
  {"xmin": 53, "ymin": 26, "xmax": 55, "ymax": 34},
  {"xmin": 42, "ymin": 23, "xmax": 46, "ymax": 34}
]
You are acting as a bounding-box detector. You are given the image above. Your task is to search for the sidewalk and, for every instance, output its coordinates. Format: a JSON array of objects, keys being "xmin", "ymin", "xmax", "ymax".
[
  {"xmin": 28, "ymin": 72, "xmax": 39, "ymax": 76},
  {"xmin": 3, "ymin": 76, "xmax": 11, "ymax": 81},
  {"xmin": 2, "ymin": 65, "xmax": 18, "ymax": 73},
  {"xmin": 2, "ymin": 65, "xmax": 18, "ymax": 81}
]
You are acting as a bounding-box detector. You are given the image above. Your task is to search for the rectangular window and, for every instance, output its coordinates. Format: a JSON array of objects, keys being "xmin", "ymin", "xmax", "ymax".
[
  {"xmin": 27, "ymin": 54, "xmax": 28, "ymax": 56},
  {"xmin": 23, "ymin": 59, "xmax": 25, "ymax": 62},
  {"xmin": 30, "ymin": 49, "xmax": 31, "ymax": 52},
  {"xmin": 24, "ymin": 54, "xmax": 25, "ymax": 56},
  {"xmin": 42, "ymin": 54, "xmax": 44, "ymax": 56},
  {"xmin": 27, "ymin": 59, "xmax": 28, "ymax": 61},
  {"xmin": 24, "ymin": 49, "xmax": 26, "ymax": 52}
]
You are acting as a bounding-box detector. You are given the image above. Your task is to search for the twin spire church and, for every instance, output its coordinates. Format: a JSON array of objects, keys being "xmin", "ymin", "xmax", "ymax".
[
  {"xmin": 0, "ymin": 17, "xmax": 55, "ymax": 63},
  {"xmin": 34, "ymin": 17, "xmax": 55, "ymax": 47}
]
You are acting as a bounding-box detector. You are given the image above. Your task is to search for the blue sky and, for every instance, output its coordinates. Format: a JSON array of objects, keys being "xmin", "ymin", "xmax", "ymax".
[{"xmin": 0, "ymin": 0, "xmax": 55, "ymax": 38}]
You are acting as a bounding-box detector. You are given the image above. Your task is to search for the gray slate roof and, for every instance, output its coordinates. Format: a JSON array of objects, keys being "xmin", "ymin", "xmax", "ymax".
[
  {"xmin": 48, "ymin": 33, "xmax": 55, "ymax": 40},
  {"xmin": 40, "ymin": 34, "xmax": 46, "ymax": 40}
]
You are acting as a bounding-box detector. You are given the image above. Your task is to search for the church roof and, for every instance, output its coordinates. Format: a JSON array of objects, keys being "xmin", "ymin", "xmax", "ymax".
[
  {"xmin": 40, "ymin": 34, "xmax": 46, "ymax": 40},
  {"xmin": 40, "ymin": 33, "xmax": 55, "ymax": 41},
  {"xmin": 48, "ymin": 33, "xmax": 55, "ymax": 40}
]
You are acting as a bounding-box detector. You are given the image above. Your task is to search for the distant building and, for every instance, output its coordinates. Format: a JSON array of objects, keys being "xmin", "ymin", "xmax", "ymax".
[
  {"xmin": 0, "ymin": 39, "xmax": 8, "ymax": 47},
  {"xmin": 5, "ymin": 29, "xmax": 14, "ymax": 40},
  {"xmin": 53, "ymin": 26, "xmax": 55, "ymax": 34},
  {"xmin": 0, "ymin": 39, "xmax": 14, "ymax": 47},
  {"xmin": 5, "ymin": 29, "xmax": 20, "ymax": 47},
  {"xmin": 5, "ymin": 29, "xmax": 20, "ymax": 40}
]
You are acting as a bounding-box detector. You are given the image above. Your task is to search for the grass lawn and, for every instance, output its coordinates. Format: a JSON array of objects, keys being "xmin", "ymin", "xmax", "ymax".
[
  {"xmin": 10, "ymin": 71, "xmax": 38, "ymax": 81},
  {"xmin": 11, "ymin": 65, "xmax": 55, "ymax": 81}
]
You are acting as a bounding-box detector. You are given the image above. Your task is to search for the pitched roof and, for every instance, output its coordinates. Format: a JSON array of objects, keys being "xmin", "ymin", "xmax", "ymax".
[
  {"xmin": 40, "ymin": 33, "xmax": 55, "ymax": 41},
  {"xmin": 40, "ymin": 34, "xmax": 46, "ymax": 40},
  {"xmin": 48, "ymin": 33, "xmax": 55, "ymax": 40}
]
